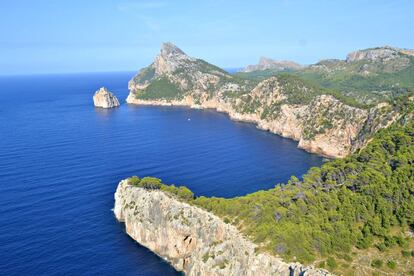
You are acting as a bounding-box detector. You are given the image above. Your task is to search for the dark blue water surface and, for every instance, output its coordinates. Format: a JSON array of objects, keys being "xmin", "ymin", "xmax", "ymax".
[{"xmin": 0, "ymin": 72, "xmax": 323, "ymax": 275}]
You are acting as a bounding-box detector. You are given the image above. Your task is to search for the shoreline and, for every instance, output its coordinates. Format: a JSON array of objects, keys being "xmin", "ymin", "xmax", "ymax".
[{"xmin": 125, "ymin": 95, "xmax": 340, "ymax": 158}]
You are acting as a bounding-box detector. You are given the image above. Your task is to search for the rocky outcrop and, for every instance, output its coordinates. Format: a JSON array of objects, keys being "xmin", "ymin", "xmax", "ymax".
[
  {"xmin": 241, "ymin": 57, "xmax": 303, "ymax": 72},
  {"xmin": 346, "ymin": 46, "xmax": 414, "ymax": 63},
  {"xmin": 93, "ymin": 87, "xmax": 120, "ymax": 108},
  {"xmin": 114, "ymin": 180, "xmax": 330, "ymax": 276}
]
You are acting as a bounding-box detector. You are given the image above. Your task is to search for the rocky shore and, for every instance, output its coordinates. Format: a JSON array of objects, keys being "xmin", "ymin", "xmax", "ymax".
[
  {"xmin": 126, "ymin": 43, "xmax": 401, "ymax": 158},
  {"xmin": 114, "ymin": 179, "xmax": 330, "ymax": 276},
  {"xmin": 126, "ymin": 92, "xmax": 397, "ymax": 158}
]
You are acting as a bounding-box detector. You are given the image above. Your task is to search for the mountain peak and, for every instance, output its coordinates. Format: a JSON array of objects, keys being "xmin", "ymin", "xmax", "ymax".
[
  {"xmin": 160, "ymin": 42, "xmax": 187, "ymax": 57},
  {"xmin": 151, "ymin": 42, "xmax": 194, "ymax": 75}
]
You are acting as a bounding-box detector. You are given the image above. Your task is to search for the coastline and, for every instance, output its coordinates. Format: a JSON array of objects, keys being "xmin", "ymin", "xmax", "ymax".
[{"xmin": 126, "ymin": 93, "xmax": 346, "ymax": 158}]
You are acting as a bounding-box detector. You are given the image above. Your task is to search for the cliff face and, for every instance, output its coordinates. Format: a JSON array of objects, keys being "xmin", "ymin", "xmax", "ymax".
[
  {"xmin": 114, "ymin": 180, "xmax": 329, "ymax": 276},
  {"xmin": 93, "ymin": 87, "xmax": 120, "ymax": 108},
  {"xmin": 126, "ymin": 43, "xmax": 403, "ymax": 158}
]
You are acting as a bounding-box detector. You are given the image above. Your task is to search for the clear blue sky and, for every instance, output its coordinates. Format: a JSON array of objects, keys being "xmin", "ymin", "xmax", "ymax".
[{"xmin": 1, "ymin": 0, "xmax": 413, "ymax": 75}]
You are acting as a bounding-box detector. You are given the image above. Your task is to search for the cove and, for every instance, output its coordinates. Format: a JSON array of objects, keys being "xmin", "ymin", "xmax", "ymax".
[{"xmin": 0, "ymin": 72, "xmax": 323, "ymax": 275}]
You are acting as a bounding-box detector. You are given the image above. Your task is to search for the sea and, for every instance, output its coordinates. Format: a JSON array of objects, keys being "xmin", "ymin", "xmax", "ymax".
[{"xmin": 0, "ymin": 72, "xmax": 323, "ymax": 275}]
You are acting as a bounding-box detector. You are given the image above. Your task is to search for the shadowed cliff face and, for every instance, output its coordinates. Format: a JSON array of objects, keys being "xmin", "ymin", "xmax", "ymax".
[
  {"xmin": 114, "ymin": 180, "xmax": 330, "ymax": 276},
  {"xmin": 125, "ymin": 43, "xmax": 404, "ymax": 158}
]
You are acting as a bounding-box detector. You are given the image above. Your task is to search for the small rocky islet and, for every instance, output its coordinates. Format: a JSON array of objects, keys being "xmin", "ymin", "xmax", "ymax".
[{"xmin": 93, "ymin": 87, "xmax": 120, "ymax": 108}]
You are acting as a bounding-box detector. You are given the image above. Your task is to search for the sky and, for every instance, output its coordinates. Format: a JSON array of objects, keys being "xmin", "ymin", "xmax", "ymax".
[{"xmin": 0, "ymin": 0, "xmax": 413, "ymax": 75}]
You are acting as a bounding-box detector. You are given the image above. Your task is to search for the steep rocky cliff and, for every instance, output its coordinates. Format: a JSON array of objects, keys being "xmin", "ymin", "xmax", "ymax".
[
  {"xmin": 127, "ymin": 43, "xmax": 401, "ymax": 158},
  {"xmin": 114, "ymin": 179, "xmax": 330, "ymax": 276},
  {"xmin": 93, "ymin": 87, "xmax": 120, "ymax": 108}
]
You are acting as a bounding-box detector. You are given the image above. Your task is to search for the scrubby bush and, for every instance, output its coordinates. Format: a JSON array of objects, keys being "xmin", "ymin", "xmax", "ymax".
[
  {"xmin": 387, "ymin": 260, "xmax": 396, "ymax": 269},
  {"xmin": 138, "ymin": 177, "xmax": 162, "ymax": 190},
  {"xmin": 128, "ymin": 176, "xmax": 141, "ymax": 186},
  {"xmin": 371, "ymin": 259, "xmax": 383, "ymax": 268},
  {"xmin": 402, "ymin": 250, "xmax": 411, "ymax": 257},
  {"xmin": 327, "ymin": 257, "xmax": 337, "ymax": 269},
  {"xmin": 176, "ymin": 186, "xmax": 194, "ymax": 200}
]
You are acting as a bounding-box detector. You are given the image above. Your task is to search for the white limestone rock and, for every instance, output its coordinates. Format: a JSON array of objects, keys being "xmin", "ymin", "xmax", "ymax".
[
  {"xmin": 114, "ymin": 180, "xmax": 330, "ymax": 276},
  {"xmin": 93, "ymin": 87, "xmax": 120, "ymax": 108}
]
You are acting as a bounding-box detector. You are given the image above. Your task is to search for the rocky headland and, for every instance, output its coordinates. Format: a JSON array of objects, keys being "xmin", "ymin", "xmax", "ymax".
[
  {"xmin": 114, "ymin": 179, "xmax": 330, "ymax": 276},
  {"xmin": 126, "ymin": 43, "xmax": 404, "ymax": 158}
]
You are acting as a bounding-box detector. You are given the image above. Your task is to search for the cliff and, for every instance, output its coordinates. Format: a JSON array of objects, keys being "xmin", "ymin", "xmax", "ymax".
[
  {"xmin": 114, "ymin": 179, "xmax": 330, "ymax": 276},
  {"xmin": 126, "ymin": 43, "xmax": 402, "ymax": 157},
  {"xmin": 93, "ymin": 87, "xmax": 120, "ymax": 108}
]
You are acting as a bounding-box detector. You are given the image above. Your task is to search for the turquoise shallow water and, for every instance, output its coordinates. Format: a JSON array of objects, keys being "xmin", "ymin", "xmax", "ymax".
[{"xmin": 0, "ymin": 72, "xmax": 323, "ymax": 275}]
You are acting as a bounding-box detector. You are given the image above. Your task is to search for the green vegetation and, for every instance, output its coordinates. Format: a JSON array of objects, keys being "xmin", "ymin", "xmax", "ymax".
[
  {"xmin": 127, "ymin": 176, "xmax": 194, "ymax": 201},
  {"xmin": 294, "ymin": 56, "xmax": 414, "ymax": 105},
  {"xmin": 371, "ymin": 259, "xmax": 383, "ymax": 268},
  {"xmin": 191, "ymin": 118, "xmax": 414, "ymax": 263},
  {"xmin": 233, "ymin": 55, "xmax": 414, "ymax": 106},
  {"xmin": 126, "ymin": 99, "xmax": 414, "ymax": 274},
  {"xmin": 130, "ymin": 102, "xmax": 413, "ymax": 270},
  {"xmin": 234, "ymin": 69, "xmax": 287, "ymax": 80},
  {"xmin": 128, "ymin": 176, "xmax": 162, "ymax": 190},
  {"xmin": 387, "ymin": 260, "xmax": 397, "ymax": 269},
  {"xmin": 133, "ymin": 67, "xmax": 156, "ymax": 83},
  {"xmin": 136, "ymin": 77, "xmax": 183, "ymax": 100},
  {"xmin": 326, "ymin": 257, "xmax": 337, "ymax": 269}
]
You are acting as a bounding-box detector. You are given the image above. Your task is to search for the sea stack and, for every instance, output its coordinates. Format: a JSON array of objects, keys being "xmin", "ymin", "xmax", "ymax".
[{"xmin": 93, "ymin": 87, "xmax": 120, "ymax": 108}]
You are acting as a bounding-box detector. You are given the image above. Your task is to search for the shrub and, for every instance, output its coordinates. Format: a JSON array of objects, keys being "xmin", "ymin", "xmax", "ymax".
[
  {"xmin": 139, "ymin": 177, "xmax": 162, "ymax": 190},
  {"xmin": 317, "ymin": 261, "xmax": 325, "ymax": 268},
  {"xmin": 384, "ymin": 236, "xmax": 397, "ymax": 248},
  {"xmin": 342, "ymin": 254, "xmax": 353, "ymax": 262},
  {"xmin": 376, "ymin": 243, "xmax": 387, "ymax": 252},
  {"xmin": 128, "ymin": 176, "xmax": 141, "ymax": 186},
  {"xmin": 387, "ymin": 260, "xmax": 396, "ymax": 269},
  {"xmin": 327, "ymin": 257, "xmax": 337, "ymax": 269},
  {"xmin": 371, "ymin": 259, "xmax": 383, "ymax": 268},
  {"xmin": 395, "ymin": 236, "xmax": 408, "ymax": 248},
  {"xmin": 402, "ymin": 250, "xmax": 411, "ymax": 257},
  {"xmin": 176, "ymin": 186, "xmax": 194, "ymax": 200}
]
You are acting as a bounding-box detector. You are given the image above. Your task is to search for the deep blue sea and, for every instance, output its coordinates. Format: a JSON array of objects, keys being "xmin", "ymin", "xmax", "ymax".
[{"xmin": 0, "ymin": 72, "xmax": 323, "ymax": 275}]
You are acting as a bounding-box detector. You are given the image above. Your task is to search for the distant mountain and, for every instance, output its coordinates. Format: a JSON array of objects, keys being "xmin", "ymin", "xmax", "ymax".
[
  {"xmin": 240, "ymin": 57, "xmax": 303, "ymax": 72},
  {"xmin": 297, "ymin": 45, "xmax": 414, "ymax": 104}
]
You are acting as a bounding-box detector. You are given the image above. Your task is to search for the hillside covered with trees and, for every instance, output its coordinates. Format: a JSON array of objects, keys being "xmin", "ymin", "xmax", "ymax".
[{"xmin": 128, "ymin": 96, "xmax": 414, "ymax": 274}]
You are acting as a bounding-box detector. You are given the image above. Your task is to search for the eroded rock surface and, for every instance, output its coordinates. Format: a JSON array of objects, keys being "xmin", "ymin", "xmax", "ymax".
[
  {"xmin": 93, "ymin": 87, "xmax": 120, "ymax": 108},
  {"xmin": 114, "ymin": 180, "xmax": 330, "ymax": 276}
]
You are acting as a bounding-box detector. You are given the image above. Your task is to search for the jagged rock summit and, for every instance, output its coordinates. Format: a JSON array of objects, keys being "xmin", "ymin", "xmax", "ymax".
[
  {"xmin": 241, "ymin": 57, "xmax": 303, "ymax": 72},
  {"xmin": 153, "ymin": 42, "xmax": 195, "ymax": 75},
  {"xmin": 128, "ymin": 42, "xmax": 233, "ymax": 94},
  {"xmin": 93, "ymin": 87, "xmax": 120, "ymax": 108}
]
